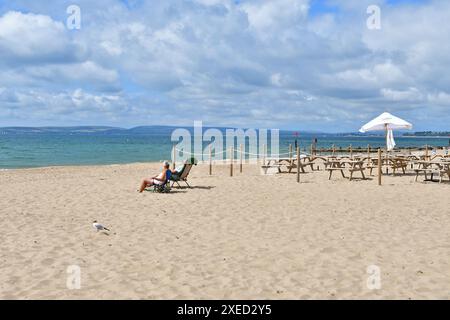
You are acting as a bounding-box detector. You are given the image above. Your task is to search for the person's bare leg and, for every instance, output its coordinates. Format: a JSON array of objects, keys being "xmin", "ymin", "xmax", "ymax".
[{"xmin": 139, "ymin": 179, "xmax": 152, "ymax": 193}]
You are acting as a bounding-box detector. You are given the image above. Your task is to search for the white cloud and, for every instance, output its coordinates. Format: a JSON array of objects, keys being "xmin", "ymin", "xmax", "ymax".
[
  {"xmin": 0, "ymin": 0, "xmax": 449, "ymax": 130},
  {"xmin": 427, "ymin": 92, "xmax": 450, "ymax": 105},
  {"xmin": 381, "ymin": 87, "xmax": 423, "ymax": 102},
  {"xmin": 241, "ymin": 0, "xmax": 309, "ymax": 33},
  {"xmin": 323, "ymin": 62, "xmax": 409, "ymax": 91},
  {"xmin": 0, "ymin": 11, "xmax": 85, "ymax": 64},
  {"xmin": 25, "ymin": 62, "xmax": 119, "ymax": 87},
  {"xmin": 0, "ymin": 87, "xmax": 19, "ymax": 103}
]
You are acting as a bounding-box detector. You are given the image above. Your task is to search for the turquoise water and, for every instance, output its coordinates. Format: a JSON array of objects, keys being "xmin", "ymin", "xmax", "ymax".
[{"xmin": 0, "ymin": 131, "xmax": 449, "ymax": 169}]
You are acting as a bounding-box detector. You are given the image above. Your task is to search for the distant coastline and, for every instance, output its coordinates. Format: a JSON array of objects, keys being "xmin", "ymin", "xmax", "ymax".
[
  {"xmin": 1, "ymin": 126, "xmax": 449, "ymax": 137},
  {"xmin": 403, "ymin": 131, "xmax": 450, "ymax": 138}
]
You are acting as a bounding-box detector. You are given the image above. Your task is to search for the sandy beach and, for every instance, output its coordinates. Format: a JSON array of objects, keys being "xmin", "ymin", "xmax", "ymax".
[{"xmin": 1, "ymin": 161, "xmax": 450, "ymax": 299}]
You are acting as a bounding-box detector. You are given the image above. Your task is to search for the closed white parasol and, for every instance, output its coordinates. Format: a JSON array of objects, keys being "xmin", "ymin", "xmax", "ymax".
[{"xmin": 386, "ymin": 129, "xmax": 396, "ymax": 151}]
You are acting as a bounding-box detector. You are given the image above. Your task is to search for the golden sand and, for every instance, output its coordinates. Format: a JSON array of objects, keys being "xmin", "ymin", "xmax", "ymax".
[{"xmin": 1, "ymin": 162, "xmax": 450, "ymax": 299}]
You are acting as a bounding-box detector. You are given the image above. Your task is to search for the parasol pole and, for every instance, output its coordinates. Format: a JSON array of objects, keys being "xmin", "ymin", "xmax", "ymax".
[{"xmin": 385, "ymin": 123, "xmax": 388, "ymax": 152}]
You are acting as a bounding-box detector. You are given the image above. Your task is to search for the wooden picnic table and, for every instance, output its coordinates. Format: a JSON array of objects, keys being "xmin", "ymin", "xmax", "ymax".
[
  {"xmin": 414, "ymin": 160, "xmax": 450, "ymax": 183},
  {"xmin": 388, "ymin": 157, "xmax": 409, "ymax": 175},
  {"xmin": 263, "ymin": 157, "xmax": 298, "ymax": 173},
  {"xmin": 264, "ymin": 157, "xmax": 315, "ymax": 174},
  {"xmin": 325, "ymin": 159, "xmax": 367, "ymax": 181},
  {"xmin": 288, "ymin": 156, "xmax": 316, "ymax": 173},
  {"xmin": 347, "ymin": 160, "xmax": 367, "ymax": 181},
  {"xmin": 366, "ymin": 157, "xmax": 409, "ymax": 176},
  {"xmin": 262, "ymin": 158, "xmax": 289, "ymax": 173},
  {"xmin": 325, "ymin": 159, "xmax": 347, "ymax": 179}
]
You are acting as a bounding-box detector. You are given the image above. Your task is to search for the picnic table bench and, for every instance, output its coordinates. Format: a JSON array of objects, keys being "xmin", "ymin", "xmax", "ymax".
[
  {"xmin": 260, "ymin": 164, "xmax": 282, "ymax": 174},
  {"xmin": 287, "ymin": 157, "xmax": 315, "ymax": 173},
  {"xmin": 389, "ymin": 158, "xmax": 408, "ymax": 175},
  {"xmin": 414, "ymin": 160, "xmax": 450, "ymax": 183},
  {"xmin": 325, "ymin": 159, "xmax": 366, "ymax": 181},
  {"xmin": 263, "ymin": 157, "xmax": 315, "ymax": 174}
]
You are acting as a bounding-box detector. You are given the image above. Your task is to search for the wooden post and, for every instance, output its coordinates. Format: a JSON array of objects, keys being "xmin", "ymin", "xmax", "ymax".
[
  {"xmin": 239, "ymin": 143, "xmax": 243, "ymax": 173},
  {"xmin": 172, "ymin": 144, "xmax": 176, "ymax": 170},
  {"xmin": 367, "ymin": 144, "xmax": 371, "ymax": 165},
  {"xmin": 378, "ymin": 148, "xmax": 382, "ymax": 186},
  {"xmin": 425, "ymin": 144, "xmax": 429, "ymax": 160},
  {"xmin": 230, "ymin": 146, "xmax": 234, "ymax": 177},
  {"xmin": 296, "ymin": 146, "xmax": 300, "ymax": 183},
  {"xmin": 263, "ymin": 144, "xmax": 266, "ymax": 166},
  {"xmin": 209, "ymin": 144, "xmax": 212, "ymax": 176},
  {"xmin": 349, "ymin": 144, "xmax": 353, "ymax": 159},
  {"xmin": 289, "ymin": 144, "xmax": 293, "ymax": 165}
]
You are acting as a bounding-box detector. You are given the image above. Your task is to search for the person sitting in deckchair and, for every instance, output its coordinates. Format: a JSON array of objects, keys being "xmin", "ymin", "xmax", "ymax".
[
  {"xmin": 171, "ymin": 157, "xmax": 195, "ymax": 179},
  {"xmin": 171, "ymin": 163, "xmax": 185, "ymax": 176},
  {"xmin": 139, "ymin": 161, "xmax": 171, "ymax": 193}
]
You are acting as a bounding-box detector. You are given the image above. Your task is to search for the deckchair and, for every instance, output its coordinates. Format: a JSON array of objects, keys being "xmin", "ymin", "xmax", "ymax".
[
  {"xmin": 170, "ymin": 157, "xmax": 197, "ymax": 188},
  {"xmin": 170, "ymin": 163, "xmax": 194, "ymax": 188}
]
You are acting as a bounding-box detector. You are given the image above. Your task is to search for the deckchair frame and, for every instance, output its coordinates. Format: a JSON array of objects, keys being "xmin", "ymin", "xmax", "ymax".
[{"xmin": 170, "ymin": 163, "xmax": 193, "ymax": 188}]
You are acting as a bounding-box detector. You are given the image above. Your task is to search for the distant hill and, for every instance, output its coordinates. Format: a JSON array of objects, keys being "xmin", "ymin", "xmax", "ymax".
[
  {"xmin": 403, "ymin": 131, "xmax": 450, "ymax": 137},
  {"xmin": 3, "ymin": 126, "xmax": 444, "ymax": 136},
  {"xmin": 0, "ymin": 125, "xmax": 329, "ymax": 136},
  {"xmin": 335, "ymin": 132, "xmax": 384, "ymax": 137},
  {"xmin": 335, "ymin": 131, "xmax": 443, "ymax": 137},
  {"xmin": 0, "ymin": 126, "xmax": 124, "ymax": 134}
]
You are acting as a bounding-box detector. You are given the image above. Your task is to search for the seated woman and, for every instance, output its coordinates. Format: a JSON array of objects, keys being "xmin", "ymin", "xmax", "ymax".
[
  {"xmin": 139, "ymin": 161, "xmax": 171, "ymax": 193},
  {"xmin": 171, "ymin": 163, "xmax": 185, "ymax": 179},
  {"xmin": 171, "ymin": 158, "xmax": 197, "ymax": 177}
]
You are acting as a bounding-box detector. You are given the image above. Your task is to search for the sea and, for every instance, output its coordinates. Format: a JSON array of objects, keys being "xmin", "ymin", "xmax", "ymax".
[{"xmin": 0, "ymin": 127, "xmax": 449, "ymax": 169}]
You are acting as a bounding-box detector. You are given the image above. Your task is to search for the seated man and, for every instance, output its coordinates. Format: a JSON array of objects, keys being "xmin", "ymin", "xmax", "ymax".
[{"xmin": 139, "ymin": 161, "xmax": 171, "ymax": 193}]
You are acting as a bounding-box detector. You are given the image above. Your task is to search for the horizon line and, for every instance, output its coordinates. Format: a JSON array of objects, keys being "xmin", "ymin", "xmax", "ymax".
[{"xmin": 0, "ymin": 124, "xmax": 447, "ymax": 135}]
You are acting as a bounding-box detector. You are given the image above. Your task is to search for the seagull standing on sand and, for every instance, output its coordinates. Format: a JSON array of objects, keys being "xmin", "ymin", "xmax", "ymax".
[{"xmin": 92, "ymin": 221, "xmax": 110, "ymax": 232}]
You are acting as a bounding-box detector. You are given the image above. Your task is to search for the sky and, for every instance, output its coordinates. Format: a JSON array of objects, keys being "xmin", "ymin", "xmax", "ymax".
[{"xmin": 0, "ymin": 0, "xmax": 448, "ymax": 132}]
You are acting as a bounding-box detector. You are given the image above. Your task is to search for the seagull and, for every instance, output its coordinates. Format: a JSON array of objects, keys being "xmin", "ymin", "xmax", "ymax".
[{"xmin": 92, "ymin": 221, "xmax": 110, "ymax": 232}]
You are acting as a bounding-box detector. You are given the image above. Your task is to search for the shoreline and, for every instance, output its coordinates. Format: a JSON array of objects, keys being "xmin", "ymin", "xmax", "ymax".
[{"xmin": 0, "ymin": 160, "xmax": 168, "ymax": 172}]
